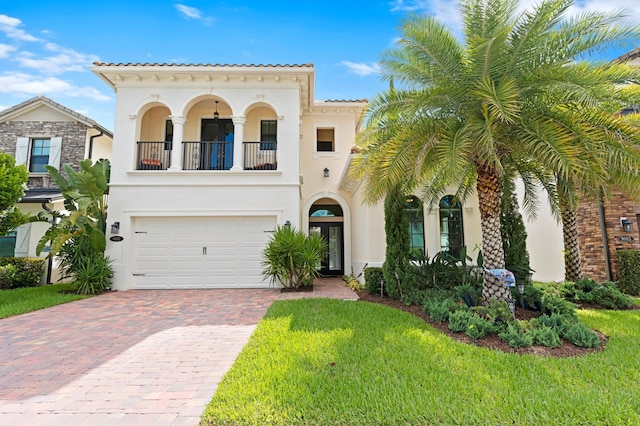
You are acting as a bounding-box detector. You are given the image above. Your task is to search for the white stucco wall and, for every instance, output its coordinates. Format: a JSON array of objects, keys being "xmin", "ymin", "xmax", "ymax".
[{"xmin": 516, "ymin": 179, "xmax": 565, "ymax": 282}]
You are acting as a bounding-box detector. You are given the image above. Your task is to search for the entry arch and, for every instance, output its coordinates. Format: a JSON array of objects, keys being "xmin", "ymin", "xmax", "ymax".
[{"xmin": 302, "ymin": 192, "xmax": 351, "ymax": 277}]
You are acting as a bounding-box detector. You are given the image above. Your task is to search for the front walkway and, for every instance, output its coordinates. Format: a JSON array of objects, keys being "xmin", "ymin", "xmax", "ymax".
[{"xmin": 0, "ymin": 278, "xmax": 357, "ymax": 425}]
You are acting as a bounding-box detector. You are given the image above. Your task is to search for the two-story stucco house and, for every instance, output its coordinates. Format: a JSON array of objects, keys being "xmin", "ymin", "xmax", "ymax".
[
  {"xmin": 91, "ymin": 62, "xmax": 488, "ymax": 291},
  {"xmin": 0, "ymin": 95, "xmax": 113, "ymax": 281}
]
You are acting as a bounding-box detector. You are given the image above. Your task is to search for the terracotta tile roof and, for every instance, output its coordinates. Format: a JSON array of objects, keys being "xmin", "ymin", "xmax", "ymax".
[
  {"xmin": 323, "ymin": 99, "xmax": 368, "ymax": 103},
  {"xmin": 613, "ymin": 47, "xmax": 640, "ymax": 63},
  {"xmin": 92, "ymin": 62, "xmax": 314, "ymax": 68},
  {"xmin": 0, "ymin": 95, "xmax": 112, "ymax": 137}
]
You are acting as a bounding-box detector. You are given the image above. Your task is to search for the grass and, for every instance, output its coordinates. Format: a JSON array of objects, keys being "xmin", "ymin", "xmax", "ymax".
[
  {"xmin": 0, "ymin": 283, "xmax": 88, "ymax": 319},
  {"xmin": 202, "ymin": 298, "xmax": 640, "ymax": 425}
]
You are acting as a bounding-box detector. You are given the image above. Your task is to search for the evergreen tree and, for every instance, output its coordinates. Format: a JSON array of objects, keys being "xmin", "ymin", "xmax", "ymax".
[
  {"xmin": 382, "ymin": 184, "xmax": 409, "ymax": 299},
  {"xmin": 500, "ymin": 177, "xmax": 531, "ymax": 283}
]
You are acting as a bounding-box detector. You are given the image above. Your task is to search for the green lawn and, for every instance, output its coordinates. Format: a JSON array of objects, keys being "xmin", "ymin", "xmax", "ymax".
[
  {"xmin": 202, "ymin": 298, "xmax": 640, "ymax": 425},
  {"xmin": 0, "ymin": 283, "xmax": 88, "ymax": 319}
]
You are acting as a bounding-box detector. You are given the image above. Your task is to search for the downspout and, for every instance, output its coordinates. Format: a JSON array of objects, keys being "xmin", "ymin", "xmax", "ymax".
[
  {"xmin": 41, "ymin": 201, "xmax": 54, "ymax": 284},
  {"xmin": 597, "ymin": 196, "xmax": 613, "ymax": 281},
  {"xmin": 88, "ymin": 129, "xmax": 104, "ymax": 160}
]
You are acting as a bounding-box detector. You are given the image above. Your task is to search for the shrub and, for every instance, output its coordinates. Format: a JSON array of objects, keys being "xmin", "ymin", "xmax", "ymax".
[
  {"xmin": 541, "ymin": 293, "xmax": 577, "ymax": 318},
  {"xmin": 400, "ymin": 288, "xmax": 428, "ymax": 306},
  {"xmin": 424, "ymin": 298, "xmax": 459, "ymax": 323},
  {"xmin": 364, "ymin": 267, "xmax": 384, "ymax": 295},
  {"xmin": 262, "ymin": 225, "xmax": 327, "ymax": 288},
  {"xmin": 589, "ymin": 283, "xmax": 634, "ymax": 310},
  {"xmin": 466, "ymin": 315, "xmax": 493, "ymax": 340},
  {"xmin": 523, "ymin": 284, "xmax": 543, "ymax": 310},
  {"xmin": 617, "ymin": 250, "xmax": 640, "ymax": 295},
  {"xmin": 564, "ymin": 322, "xmax": 600, "ymax": 348},
  {"xmin": 0, "ymin": 257, "xmax": 46, "ymax": 289},
  {"xmin": 72, "ymin": 256, "xmax": 113, "ymax": 295},
  {"xmin": 343, "ymin": 274, "xmax": 363, "ymax": 292},
  {"xmin": 498, "ymin": 322, "xmax": 533, "ymax": 348},
  {"xmin": 448, "ymin": 309, "xmax": 475, "ymax": 332},
  {"xmin": 534, "ymin": 313, "xmax": 576, "ymax": 336},
  {"xmin": 575, "ymin": 277, "xmax": 598, "ymax": 293},
  {"xmin": 455, "ymin": 283, "xmax": 480, "ymax": 307},
  {"xmin": 473, "ymin": 299, "xmax": 513, "ymax": 324},
  {"xmin": 382, "ymin": 185, "xmax": 410, "ymax": 299},
  {"xmin": 529, "ymin": 325, "xmax": 561, "ymax": 348}
]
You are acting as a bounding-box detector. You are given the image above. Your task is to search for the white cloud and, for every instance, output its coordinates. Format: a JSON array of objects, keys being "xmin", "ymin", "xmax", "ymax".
[
  {"xmin": 15, "ymin": 43, "xmax": 99, "ymax": 74},
  {"xmin": 0, "ymin": 14, "xmax": 40, "ymax": 42},
  {"xmin": 341, "ymin": 61, "xmax": 381, "ymax": 76},
  {"xmin": 390, "ymin": 0, "xmax": 640, "ymax": 34},
  {"xmin": 0, "ymin": 43, "xmax": 16, "ymax": 58},
  {"xmin": 175, "ymin": 4, "xmax": 203, "ymax": 19},
  {"xmin": 0, "ymin": 72, "xmax": 111, "ymax": 101}
]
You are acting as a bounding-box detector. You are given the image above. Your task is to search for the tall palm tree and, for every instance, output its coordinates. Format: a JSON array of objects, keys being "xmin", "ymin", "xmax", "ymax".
[{"xmin": 352, "ymin": 0, "xmax": 640, "ymax": 303}]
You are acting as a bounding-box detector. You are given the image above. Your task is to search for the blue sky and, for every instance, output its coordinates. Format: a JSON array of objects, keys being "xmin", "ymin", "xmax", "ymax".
[{"xmin": 1, "ymin": 0, "xmax": 638, "ymax": 130}]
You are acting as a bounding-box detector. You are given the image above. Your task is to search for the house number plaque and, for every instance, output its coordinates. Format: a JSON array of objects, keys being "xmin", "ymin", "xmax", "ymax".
[
  {"xmin": 617, "ymin": 235, "xmax": 634, "ymax": 242},
  {"xmin": 110, "ymin": 236, "xmax": 124, "ymax": 242}
]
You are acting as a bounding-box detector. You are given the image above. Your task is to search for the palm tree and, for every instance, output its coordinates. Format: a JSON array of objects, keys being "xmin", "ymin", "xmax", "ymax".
[{"xmin": 352, "ymin": 0, "xmax": 640, "ymax": 303}]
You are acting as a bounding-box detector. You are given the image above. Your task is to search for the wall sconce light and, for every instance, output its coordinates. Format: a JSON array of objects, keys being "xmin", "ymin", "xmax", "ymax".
[
  {"xmin": 213, "ymin": 100, "xmax": 219, "ymax": 122},
  {"xmin": 284, "ymin": 220, "xmax": 291, "ymax": 228},
  {"xmin": 111, "ymin": 221, "xmax": 120, "ymax": 234},
  {"xmin": 621, "ymin": 217, "xmax": 633, "ymax": 232},
  {"xmin": 323, "ymin": 167, "xmax": 329, "ymax": 178}
]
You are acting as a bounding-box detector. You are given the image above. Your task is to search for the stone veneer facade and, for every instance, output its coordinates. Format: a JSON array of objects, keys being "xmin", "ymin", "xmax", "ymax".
[
  {"xmin": 0, "ymin": 120, "xmax": 89, "ymax": 189},
  {"xmin": 576, "ymin": 191, "xmax": 640, "ymax": 282}
]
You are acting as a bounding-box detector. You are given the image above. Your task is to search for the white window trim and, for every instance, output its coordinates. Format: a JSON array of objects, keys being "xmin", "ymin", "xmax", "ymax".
[{"xmin": 312, "ymin": 122, "xmax": 340, "ymax": 158}]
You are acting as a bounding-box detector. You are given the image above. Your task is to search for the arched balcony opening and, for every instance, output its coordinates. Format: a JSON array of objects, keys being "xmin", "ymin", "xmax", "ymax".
[{"xmin": 137, "ymin": 105, "xmax": 172, "ymax": 170}]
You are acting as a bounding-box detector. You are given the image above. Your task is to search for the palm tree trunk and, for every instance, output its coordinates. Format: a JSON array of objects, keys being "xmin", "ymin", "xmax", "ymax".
[
  {"xmin": 560, "ymin": 199, "xmax": 584, "ymax": 282},
  {"xmin": 476, "ymin": 165, "xmax": 510, "ymax": 304}
]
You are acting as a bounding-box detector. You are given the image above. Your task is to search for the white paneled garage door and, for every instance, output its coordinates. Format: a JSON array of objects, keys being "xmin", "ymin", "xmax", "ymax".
[{"xmin": 131, "ymin": 216, "xmax": 276, "ymax": 289}]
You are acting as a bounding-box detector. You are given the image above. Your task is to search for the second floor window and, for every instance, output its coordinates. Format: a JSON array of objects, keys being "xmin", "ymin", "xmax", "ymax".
[
  {"xmin": 29, "ymin": 138, "xmax": 51, "ymax": 173},
  {"xmin": 15, "ymin": 136, "xmax": 62, "ymax": 173},
  {"xmin": 260, "ymin": 120, "xmax": 277, "ymax": 150},
  {"xmin": 316, "ymin": 128, "xmax": 335, "ymax": 152}
]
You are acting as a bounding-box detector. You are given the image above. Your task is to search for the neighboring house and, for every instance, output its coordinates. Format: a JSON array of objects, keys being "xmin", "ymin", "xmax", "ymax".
[
  {"xmin": 0, "ymin": 95, "xmax": 113, "ymax": 282},
  {"xmin": 92, "ymin": 62, "xmax": 486, "ymax": 290},
  {"xmin": 572, "ymin": 47, "xmax": 640, "ymax": 282}
]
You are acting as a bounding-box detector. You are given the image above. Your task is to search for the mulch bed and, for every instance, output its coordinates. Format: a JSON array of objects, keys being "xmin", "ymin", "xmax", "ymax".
[{"xmin": 356, "ymin": 291, "xmax": 609, "ymax": 358}]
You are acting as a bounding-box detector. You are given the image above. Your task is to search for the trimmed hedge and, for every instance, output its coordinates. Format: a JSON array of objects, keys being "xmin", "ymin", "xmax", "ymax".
[
  {"xmin": 617, "ymin": 250, "xmax": 640, "ymax": 295},
  {"xmin": 0, "ymin": 257, "xmax": 46, "ymax": 289},
  {"xmin": 364, "ymin": 267, "xmax": 384, "ymax": 295}
]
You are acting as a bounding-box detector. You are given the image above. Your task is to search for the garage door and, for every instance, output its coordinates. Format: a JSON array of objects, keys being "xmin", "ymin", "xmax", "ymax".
[{"xmin": 132, "ymin": 216, "xmax": 276, "ymax": 289}]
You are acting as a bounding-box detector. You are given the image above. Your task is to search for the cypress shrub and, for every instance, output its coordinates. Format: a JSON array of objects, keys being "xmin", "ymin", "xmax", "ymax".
[{"xmin": 382, "ymin": 185, "xmax": 410, "ymax": 299}]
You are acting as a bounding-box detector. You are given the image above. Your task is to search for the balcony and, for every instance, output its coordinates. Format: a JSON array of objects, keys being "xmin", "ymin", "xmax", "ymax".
[
  {"xmin": 137, "ymin": 142, "xmax": 171, "ymax": 170},
  {"xmin": 135, "ymin": 141, "xmax": 277, "ymax": 171}
]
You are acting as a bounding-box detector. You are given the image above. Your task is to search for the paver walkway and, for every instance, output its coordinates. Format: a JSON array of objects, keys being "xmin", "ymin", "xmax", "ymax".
[{"xmin": 0, "ymin": 278, "xmax": 357, "ymax": 425}]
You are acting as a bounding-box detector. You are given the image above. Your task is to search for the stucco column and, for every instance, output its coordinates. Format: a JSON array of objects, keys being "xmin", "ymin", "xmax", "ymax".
[
  {"xmin": 169, "ymin": 115, "xmax": 186, "ymax": 170},
  {"xmin": 428, "ymin": 210, "xmax": 440, "ymax": 256},
  {"xmin": 231, "ymin": 116, "xmax": 246, "ymax": 171}
]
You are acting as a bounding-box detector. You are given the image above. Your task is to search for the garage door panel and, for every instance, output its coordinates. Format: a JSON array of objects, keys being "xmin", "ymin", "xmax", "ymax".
[{"xmin": 133, "ymin": 216, "xmax": 275, "ymax": 289}]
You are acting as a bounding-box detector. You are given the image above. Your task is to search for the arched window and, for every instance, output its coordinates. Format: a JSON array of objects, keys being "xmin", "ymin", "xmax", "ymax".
[
  {"xmin": 404, "ymin": 196, "xmax": 425, "ymax": 258},
  {"xmin": 439, "ymin": 195, "xmax": 464, "ymax": 260}
]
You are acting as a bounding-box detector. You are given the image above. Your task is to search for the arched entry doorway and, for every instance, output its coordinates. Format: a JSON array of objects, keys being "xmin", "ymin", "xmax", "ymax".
[{"xmin": 309, "ymin": 199, "xmax": 344, "ymax": 276}]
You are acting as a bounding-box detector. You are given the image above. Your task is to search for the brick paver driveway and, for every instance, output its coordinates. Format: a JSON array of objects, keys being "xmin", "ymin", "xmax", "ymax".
[{"xmin": 0, "ymin": 278, "xmax": 357, "ymax": 425}]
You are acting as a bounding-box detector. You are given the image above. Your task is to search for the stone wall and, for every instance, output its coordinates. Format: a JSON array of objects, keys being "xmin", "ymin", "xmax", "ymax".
[
  {"xmin": 0, "ymin": 120, "xmax": 88, "ymax": 189},
  {"xmin": 576, "ymin": 192, "xmax": 640, "ymax": 282}
]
